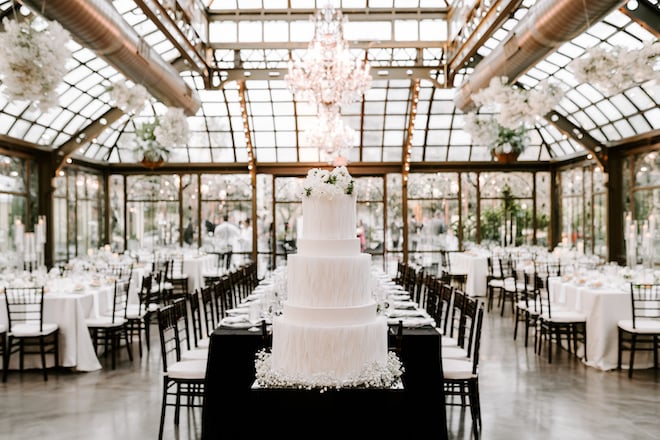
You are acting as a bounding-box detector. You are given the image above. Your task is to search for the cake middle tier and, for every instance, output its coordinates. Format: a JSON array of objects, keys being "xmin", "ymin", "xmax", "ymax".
[
  {"xmin": 281, "ymin": 302, "xmax": 378, "ymax": 326},
  {"xmin": 286, "ymin": 253, "xmax": 372, "ymax": 307},
  {"xmin": 296, "ymin": 238, "xmax": 360, "ymax": 256}
]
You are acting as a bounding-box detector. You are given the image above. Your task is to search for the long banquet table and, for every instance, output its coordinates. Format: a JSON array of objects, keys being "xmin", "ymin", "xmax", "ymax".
[{"xmin": 201, "ymin": 324, "xmax": 448, "ymax": 438}]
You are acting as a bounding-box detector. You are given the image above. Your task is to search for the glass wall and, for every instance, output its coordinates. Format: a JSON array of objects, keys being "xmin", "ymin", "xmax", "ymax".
[
  {"xmin": 385, "ymin": 173, "xmax": 403, "ymax": 275},
  {"xmin": 126, "ymin": 175, "xmax": 179, "ymax": 251},
  {"xmin": 200, "ymin": 173, "xmax": 253, "ymax": 268},
  {"xmin": 43, "ymin": 164, "xmax": 623, "ymax": 270},
  {"xmin": 53, "ymin": 168, "xmax": 103, "ymax": 263},
  {"xmin": 181, "ymin": 174, "xmax": 199, "ymax": 248},
  {"xmin": 256, "ymin": 174, "xmax": 274, "ymax": 277},
  {"xmin": 0, "ymin": 154, "xmax": 37, "ymax": 268},
  {"xmin": 560, "ymin": 168, "xmax": 585, "ymax": 251},
  {"xmin": 273, "ymin": 176, "xmax": 301, "ymax": 268},
  {"xmin": 559, "ymin": 165, "xmax": 607, "ymax": 257},
  {"xmin": 627, "ymin": 150, "xmax": 659, "ymax": 267},
  {"xmin": 356, "ymin": 176, "xmax": 385, "ymax": 269},
  {"xmin": 408, "ymin": 173, "xmax": 460, "ymax": 272},
  {"xmin": 479, "ymin": 173, "xmax": 535, "ymax": 248},
  {"xmin": 535, "ymin": 173, "xmax": 551, "ymax": 247},
  {"xmin": 109, "ymin": 175, "xmax": 125, "ymax": 252},
  {"xmin": 593, "ymin": 168, "xmax": 607, "ymax": 258}
]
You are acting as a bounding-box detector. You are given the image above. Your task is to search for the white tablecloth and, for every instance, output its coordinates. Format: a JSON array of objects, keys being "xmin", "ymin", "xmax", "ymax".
[
  {"xmin": 183, "ymin": 254, "xmax": 217, "ymax": 292},
  {"xmin": 548, "ymin": 277, "xmax": 652, "ymax": 371},
  {"xmin": 0, "ymin": 282, "xmax": 109, "ymax": 372},
  {"xmin": 449, "ymin": 251, "xmax": 489, "ymax": 297}
]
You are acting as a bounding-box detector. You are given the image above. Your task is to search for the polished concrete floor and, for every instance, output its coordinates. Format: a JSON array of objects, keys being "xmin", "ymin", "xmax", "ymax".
[{"xmin": 1, "ymin": 307, "xmax": 658, "ymax": 440}]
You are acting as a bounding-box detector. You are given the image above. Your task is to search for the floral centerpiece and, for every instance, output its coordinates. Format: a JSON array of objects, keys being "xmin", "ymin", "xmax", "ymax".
[
  {"xmin": 0, "ymin": 17, "xmax": 72, "ymax": 111},
  {"xmin": 462, "ymin": 76, "xmax": 563, "ymax": 162},
  {"xmin": 569, "ymin": 41, "xmax": 660, "ymax": 95},
  {"xmin": 301, "ymin": 166, "xmax": 355, "ymax": 198},
  {"xmin": 134, "ymin": 107, "xmax": 189, "ymax": 168}
]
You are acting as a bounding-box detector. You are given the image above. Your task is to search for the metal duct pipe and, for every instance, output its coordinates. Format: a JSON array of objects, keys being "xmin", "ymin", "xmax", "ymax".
[
  {"xmin": 22, "ymin": 0, "xmax": 201, "ymax": 116},
  {"xmin": 454, "ymin": 0, "xmax": 626, "ymax": 111}
]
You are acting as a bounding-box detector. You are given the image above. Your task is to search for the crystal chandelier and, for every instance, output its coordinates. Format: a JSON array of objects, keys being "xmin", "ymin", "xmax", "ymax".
[
  {"xmin": 286, "ymin": 3, "xmax": 372, "ymax": 110},
  {"xmin": 286, "ymin": 3, "xmax": 371, "ymax": 161},
  {"xmin": 303, "ymin": 108, "xmax": 356, "ymax": 157}
]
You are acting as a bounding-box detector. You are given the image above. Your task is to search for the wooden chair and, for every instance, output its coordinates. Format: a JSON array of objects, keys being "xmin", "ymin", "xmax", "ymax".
[
  {"xmin": 498, "ymin": 257, "xmax": 521, "ymax": 317},
  {"xmin": 0, "ymin": 323, "xmax": 5, "ymax": 381},
  {"xmin": 152, "ymin": 259, "xmax": 174, "ymax": 302},
  {"xmin": 438, "ymin": 282, "xmax": 457, "ymax": 347},
  {"xmin": 443, "ymin": 302, "xmax": 485, "ymax": 440},
  {"xmin": 188, "ymin": 289, "xmax": 209, "ymax": 349},
  {"xmin": 513, "ymin": 271, "xmax": 542, "ymax": 348},
  {"xmin": 126, "ymin": 273, "xmax": 161, "ymax": 356},
  {"xmin": 85, "ymin": 278, "xmax": 133, "ymax": 369},
  {"xmin": 486, "ymin": 256, "xmax": 505, "ymax": 313},
  {"xmin": 166, "ymin": 254, "xmax": 189, "ymax": 298},
  {"xmin": 537, "ymin": 283, "xmax": 587, "ymax": 364},
  {"xmin": 156, "ymin": 304, "xmax": 206, "ymax": 440},
  {"xmin": 171, "ymin": 297, "xmax": 207, "ymax": 361},
  {"xmin": 3, "ymin": 286, "xmax": 59, "ymax": 382},
  {"xmin": 617, "ymin": 283, "xmax": 660, "ymax": 378},
  {"xmin": 388, "ymin": 319, "xmax": 404, "ymax": 356},
  {"xmin": 200, "ymin": 284, "xmax": 217, "ymax": 337},
  {"xmin": 443, "ymin": 296, "xmax": 480, "ymax": 360},
  {"xmin": 439, "ymin": 250, "xmax": 467, "ymax": 292}
]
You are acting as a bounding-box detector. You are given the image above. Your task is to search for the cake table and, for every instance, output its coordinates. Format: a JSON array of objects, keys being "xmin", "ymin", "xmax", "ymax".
[{"xmin": 201, "ymin": 324, "xmax": 447, "ymax": 438}]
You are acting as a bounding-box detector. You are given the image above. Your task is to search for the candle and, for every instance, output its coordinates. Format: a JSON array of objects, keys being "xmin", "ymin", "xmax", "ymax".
[
  {"xmin": 14, "ymin": 218, "xmax": 24, "ymax": 251},
  {"xmin": 36, "ymin": 216, "xmax": 46, "ymax": 245}
]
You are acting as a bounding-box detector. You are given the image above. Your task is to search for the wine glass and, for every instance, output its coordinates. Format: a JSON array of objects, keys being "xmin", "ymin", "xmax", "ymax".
[{"xmin": 247, "ymin": 301, "xmax": 262, "ymax": 332}]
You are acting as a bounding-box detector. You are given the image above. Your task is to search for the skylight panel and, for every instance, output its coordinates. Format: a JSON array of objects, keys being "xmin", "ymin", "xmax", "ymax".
[
  {"xmin": 628, "ymin": 114, "xmax": 652, "ymax": 133},
  {"xmin": 646, "ymin": 108, "xmax": 660, "ymax": 129},
  {"xmin": 613, "ymin": 119, "xmax": 635, "ymax": 138},
  {"xmin": 601, "ymin": 123, "xmax": 622, "ymax": 141}
]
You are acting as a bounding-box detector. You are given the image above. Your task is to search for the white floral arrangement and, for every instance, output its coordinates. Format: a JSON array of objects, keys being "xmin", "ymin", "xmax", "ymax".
[
  {"xmin": 254, "ymin": 349, "xmax": 404, "ymax": 391},
  {"xmin": 471, "ymin": 76, "xmax": 564, "ymax": 129},
  {"xmin": 301, "ymin": 166, "xmax": 355, "ymax": 199},
  {"xmin": 154, "ymin": 107, "xmax": 190, "ymax": 147},
  {"xmin": 569, "ymin": 41, "xmax": 660, "ymax": 95},
  {"xmin": 108, "ymin": 80, "xmax": 150, "ymax": 115},
  {"xmin": 0, "ymin": 17, "xmax": 72, "ymax": 111},
  {"xmin": 463, "ymin": 113, "xmax": 528, "ymax": 155},
  {"xmin": 462, "ymin": 76, "xmax": 563, "ymax": 156},
  {"xmin": 134, "ymin": 107, "xmax": 190, "ymax": 163}
]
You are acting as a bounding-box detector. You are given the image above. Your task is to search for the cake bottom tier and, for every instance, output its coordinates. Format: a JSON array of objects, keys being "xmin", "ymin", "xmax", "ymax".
[{"xmin": 270, "ymin": 316, "xmax": 388, "ymax": 386}]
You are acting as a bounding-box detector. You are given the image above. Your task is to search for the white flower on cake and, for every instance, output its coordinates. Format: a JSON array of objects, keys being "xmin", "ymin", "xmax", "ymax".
[
  {"xmin": 302, "ymin": 166, "xmax": 355, "ymax": 199},
  {"xmin": 254, "ymin": 349, "xmax": 404, "ymax": 390}
]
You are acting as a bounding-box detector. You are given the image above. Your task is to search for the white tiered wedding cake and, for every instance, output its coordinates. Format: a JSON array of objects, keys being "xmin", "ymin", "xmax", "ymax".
[{"xmin": 256, "ymin": 166, "xmax": 400, "ymax": 388}]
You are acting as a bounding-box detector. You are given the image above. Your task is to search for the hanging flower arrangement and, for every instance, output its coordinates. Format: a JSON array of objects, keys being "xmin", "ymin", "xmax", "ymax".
[
  {"xmin": 0, "ymin": 17, "xmax": 72, "ymax": 111},
  {"xmin": 108, "ymin": 80, "xmax": 150, "ymax": 115},
  {"xmin": 134, "ymin": 107, "xmax": 189, "ymax": 167},
  {"xmin": 569, "ymin": 41, "xmax": 660, "ymax": 95},
  {"xmin": 462, "ymin": 76, "xmax": 563, "ymax": 161},
  {"xmin": 463, "ymin": 113, "xmax": 528, "ymax": 157}
]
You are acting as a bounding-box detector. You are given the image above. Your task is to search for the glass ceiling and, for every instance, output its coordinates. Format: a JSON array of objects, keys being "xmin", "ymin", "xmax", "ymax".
[{"xmin": 0, "ymin": 0, "xmax": 657, "ymax": 166}]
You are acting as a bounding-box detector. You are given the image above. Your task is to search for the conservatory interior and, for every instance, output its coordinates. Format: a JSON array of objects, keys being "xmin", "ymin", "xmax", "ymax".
[{"xmin": 0, "ymin": 0, "xmax": 658, "ymax": 439}]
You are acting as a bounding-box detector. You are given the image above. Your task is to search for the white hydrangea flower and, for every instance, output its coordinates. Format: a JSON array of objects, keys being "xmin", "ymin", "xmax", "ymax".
[{"xmin": 301, "ymin": 166, "xmax": 355, "ymax": 199}]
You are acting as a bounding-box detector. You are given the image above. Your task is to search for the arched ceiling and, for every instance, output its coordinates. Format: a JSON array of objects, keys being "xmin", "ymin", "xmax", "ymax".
[{"xmin": 0, "ymin": 0, "xmax": 657, "ymax": 168}]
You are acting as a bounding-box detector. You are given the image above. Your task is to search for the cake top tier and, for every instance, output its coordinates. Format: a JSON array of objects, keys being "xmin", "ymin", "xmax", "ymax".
[{"xmin": 301, "ymin": 166, "xmax": 355, "ymax": 200}]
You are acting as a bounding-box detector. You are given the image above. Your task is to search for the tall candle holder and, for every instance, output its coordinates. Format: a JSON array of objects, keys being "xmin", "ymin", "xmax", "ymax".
[
  {"xmin": 642, "ymin": 213, "xmax": 656, "ymax": 269},
  {"xmin": 624, "ymin": 212, "xmax": 637, "ymax": 268},
  {"xmin": 35, "ymin": 215, "xmax": 46, "ymax": 268}
]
